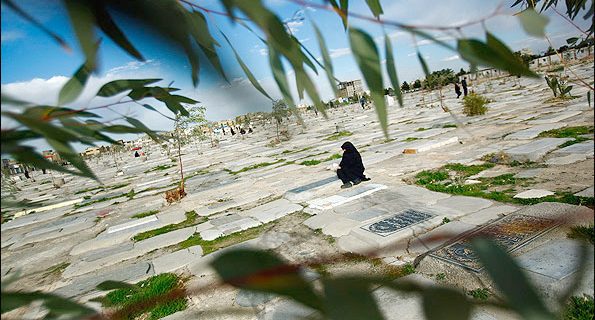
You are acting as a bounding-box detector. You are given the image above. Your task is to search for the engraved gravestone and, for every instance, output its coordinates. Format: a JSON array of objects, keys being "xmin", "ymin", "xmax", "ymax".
[{"xmin": 361, "ymin": 209, "xmax": 434, "ymax": 237}]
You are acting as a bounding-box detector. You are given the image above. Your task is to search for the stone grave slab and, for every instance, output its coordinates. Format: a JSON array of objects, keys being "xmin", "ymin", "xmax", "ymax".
[
  {"xmin": 152, "ymin": 246, "xmax": 203, "ymax": 274},
  {"xmin": 54, "ymin": 262, "xmax": 154, "ymax": 298},
  {"xmin": 460, "ymin": 205, "xmax": 518, "ymax": 226},
  {"xmin": 429, "ymin": 196, "xmax": 493, "ymax": 218},
  {"xmin": 285, "ymin": 176, "xmax": 338, "ymax": 202},
  {"xmin": 553, "ymin": 140, "xmax": 593, "ymax": 157},
  {"xmin": 527, "ymin": 111, "xmax": 582, "ymax": 125},
  {"xmin": 430, "ymin": 214, "xmax": 559, "ymax": 272},
  {"xmin": 505, "ymin": 138, "xmax": 572, "ymax": 162},
  {"xmin": 344, "ymin": 208, "xmax": 389, "ymax": 222},
  {"xmin": 200, "ymin": 229, "xmax": 223, "ymax": 241},
  {"xmin": 361, "ymin": 209, "xmax": 435, "ymax": 237},
  {"xmin": 409, "ymin": 221, "xmax": 476, "ymax": 254},
  {"xmin": 241, "ymin": 199, "xmax": 302, "ymax": 224},
  {"xmin": 402, "ymin": 137, "xmax": 459, "ymax": 154},
  {"xmin": 574, "ymin": 186, "xmax": 594, "ymax": 198},
  {"xmin": 514, "ymin": 189, "xmax": 555, "ymax": 199},
  {"xmin": 514, "ymin": 168, "xmax": 544, "ymax": 178},
  {"xmin": 517, "ymin": 239, "xmax": 582, "ymax": 280},
  {"xmin": 545, "ymin": 154, "xmax": 587, "ymax": 165},
  {"xmin": 307, "ymin": 184, "xmax": 387, "ymax": 211},
  {"xmin": 504, "ymin": 123, "xmax": 566, "ymax": 140},
  {"xmin": 107, "ymin": 215, "xmax": 159, "ymax": 234},
  {"xmin": 217, "ymin": 217, "xmax": 261, "ymax": 235}
]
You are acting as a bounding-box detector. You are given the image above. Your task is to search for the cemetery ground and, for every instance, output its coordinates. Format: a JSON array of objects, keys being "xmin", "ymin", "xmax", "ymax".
[{"xmin": 1, "ymin": 61, "xmax": 594, "ymax": 319}]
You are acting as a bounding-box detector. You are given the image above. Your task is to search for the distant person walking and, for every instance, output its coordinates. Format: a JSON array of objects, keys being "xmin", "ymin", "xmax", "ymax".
[
  {"xmin": 359, "ymin": 96, "xmax": 366, "ymax": 110},
  {"xmin": 461, "ymin": 77, "xmax": 468, "ymax": 97},
  {"xmin": 454, "ymin": 82, "xmax": 462, "ymax": 98},
  {"xmin": 337, "ymin": 141, "xmax": 370, "ymax": 189}
]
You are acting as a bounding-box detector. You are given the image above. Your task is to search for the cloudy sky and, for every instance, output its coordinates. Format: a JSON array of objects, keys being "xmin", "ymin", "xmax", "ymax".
[{"xmin": 1, "ymin": 0, "xmax": 590, "ymax": 150}]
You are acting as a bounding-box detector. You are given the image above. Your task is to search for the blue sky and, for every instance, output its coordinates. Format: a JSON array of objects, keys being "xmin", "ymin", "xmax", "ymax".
[{"xmin": 1, "ymin": 0, "xmax": 589, "ymax": 146}]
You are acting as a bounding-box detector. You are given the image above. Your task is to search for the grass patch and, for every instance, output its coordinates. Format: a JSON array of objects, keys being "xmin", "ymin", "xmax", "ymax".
[
  {"xmin": 544, "ymin": 95, "xmax": 580, "ymax": 103},
  {"xmin": 74, "ymin": 186, "xmax": 104, "ymax": 195},
  {"xmin": 300, "ymin": 153, "xmax": 342, "ymax": 166},
  {"xmin": 567, "ymin": 225, "xmax": 594, "ymax": 244},
  {"xmin": 442, "ymin": 124, "xmax": 457, "ymax": 128},
  {"xmin": 324, "ymin": 130, "xmax": 353, "ymax": 141},
  {"xmin": 403, "ymin": 137, "xmax": 420, "ymax": 142},
  {"xmin": 133, "ymin": 211, "xmax": 205, "ymax": 242},
  {"xmin": 435, "ymin": 273, "xmax": 446, "ymax": 281},
  {"xmin": 412, "ymin": 163, "xmax": 595, "ymax": 207},
  {"xmin": 441, "ymin": 217, "xmax": 451, "ymax": 225},
  {"xmin": 313, "ymin": 228, "xmax": 336, "ymax": 244},
  {"xmin": 177, "ymin": 222, "xmax": 274, "ymax": 255},
  {"xmin": 563, "ymin": 294, "xmax": 594, "ymax": 320},
  {"xmin": 467, "ymin": 288, "xmax": 490, "ymax": 300},
  {"xmin": 416, "ymin": 127, "xmax": 427, "ymax": 131},
  {"xmin": 144, "ymin": 164, "xmax": 176, "ymax": 174},
  {"xmin": 99, "ymin": 273, "xmax": 187, "ymax": 320},
  {"xmin": 226, "ymin": 159, "xmax": 285, "ymax": 175},
  {"xmin": 132, "ymin": 210, "xmax": 160, "ymax": 219},
  {"xmin": 539, "ymin": 126, "xmax": 594, "ymax": 139},
  {"xmin": 539, "ymin": 126, "xmax": 593, "ymax": 148},
  {"xmin": 281, "ymin": 146, "xmax": 314, "ymax": 154},
  {"xmin": 443, "ymin": 163, "xmax": 495, "ymax": 177}
]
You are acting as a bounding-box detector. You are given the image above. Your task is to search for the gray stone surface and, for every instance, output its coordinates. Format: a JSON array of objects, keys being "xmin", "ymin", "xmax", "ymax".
[
  {"xmin": 545, "ymin": 154, "xmax": 587, "ymax": 165},
  {"xmin": 54, "ymin": 262, "xmax": 154, "ymax": 298},
  {"xmin": 517, "ymin": 239, "xmax": 582, "ymax": 280},
  {"xmin": 200, "ymin": 229, "xmax": 223, "ymax": 241},
  {"xmin": 505, "ymin": 138, "xmax": 572, "ymax": 162},
  {"xmin": 242, "ymin": 199, "xmax": 302, "ymax": 223},
  {"xmin": 513, "ymin": 189, "xmax": 555, "ymax": 199},
  {"xmin": 460, "ymin": 205, "xmax": 518, "ymax": 226},
  {"xmin": 344, "ymin": 208, "xmax": 389, "ymax": 222},
  {"xmin": 235, "ymin": 289, "xmax": 275, "ymax": 307},
  {"xmin": 514, "ymin": 168, "xmax": 544, "ymax": 178},
  {"xmin": 429, "ymin": 196, "xmax": 493, "ymax": 218},
  {"xmin": 152, "ymin": 246, "xmax": 203, "ymax": 274},
  {"xmin": 409, "ymin": 221, "xmax": 476, "ymax": 254},
  {"xmin": 552, "ymin": 140, "xmax": 594, "ymax": 156},
  {"xmin": 504, "ymin": 123, "xmax": 566, "ymax": 140},
  {"xmin": 574, "ymin": 186, "xmax": 594, "ymax": 198}
]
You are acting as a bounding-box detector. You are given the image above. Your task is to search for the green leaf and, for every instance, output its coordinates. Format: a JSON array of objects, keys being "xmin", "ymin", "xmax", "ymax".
[
  {"xmin": 93, "ymin": 5, "xmax": 144, "ymax": 60},
  {"xmin": 518, "ymin": 8, "xmax": 549, "ymax": 38},
  {"xmin": 188, "ymin": 10, "xmax": 228, "ymax": 82},
  {"xmin": 220, "ymin": 31, "xmax": 272, "ymax": 100},
  {"xmin": 1, "ymin": 291, "xmax": 46, "ymax": 314},
  {"xmin": 566, "ymin": 37, "xmax": 579, "ymax": 45},
  {"xmin": 0, "ymin": 130, "xmax": 41, "ymax": 143},
  {"xmin": 42, "ymin": 294, "xmax": 96, "ymax": 317},
  {"xmin": 384, "ymin": 34, "xmax": 403, "ymax": 107},
  {"xmin": 58, "ymin": 61, "xmax": 93, "ymax": 106},
  {"xmin": 23, "ymin": 106, "xmax": 99, "ymax": 119},
  {"xmin": 211, "ymin": 249, "xmax": 323, "ymax": 311},
  {"xmin": 47, "ymin": 138, "xmax": 97, "ymax": 180},
  {"xmin": 64, "ymin": 0, "xmax": 97, "ymax": 70},
  {"xmin": 457, "ymin": 33, "xmax": 537, "ymax": 78},
  {"xmin": 323, "ymin": 277, "xmax": 383, "ymax": 320},
  {"xmin": 313, "ymin": 21, "xmax": 339, "ymax": 97},
  {"xmin": 328, "ymin": 0, "xmax": 349, "ymax": 29},
  {"xmin": 268, "ymin": 44, "xmax": 294, "ymax": 107},
  {"xmin": 1, "ymin": 93, "xmax": 32, "ymax": 106},
  {"xmin": 471, "ymin": 238, "xmax": 555, "ymax": 320},
  {"xmin": 417, "ymin": 51, "xmax": 430, "ymax": 78},
  {"xmin": 296, "ymin": 71, "xmax": 305, "ymax": 100},
  {"xmin": 2, "ymin": 112, "xmax": 80, "ymax": 142},
  {"xmin": 365, "ymin": 0, "xmax": 384, "ymax": 18},
  {"xmin": 96, "ymin": 280, "xmax": 139, "ymax": 291},
  {"xmin": 349, "ymin": 28, "xmax": 388, "ymax": 137},
  {"xmin": 97, "ymin": 79, "xmax": 161, "ymax": 97},
  {"xmin": 422, "ymin": 287, "xmax": 471, "ymax": 320},
  {"xmin": 126, "ymin": 117, "xmax": 162, "ymax": 141}
]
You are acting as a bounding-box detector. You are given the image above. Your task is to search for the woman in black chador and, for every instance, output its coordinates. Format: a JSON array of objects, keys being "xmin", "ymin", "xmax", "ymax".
[{"xmin": 337, "ymin": 141, "xmax": 370, "ymax": 189}]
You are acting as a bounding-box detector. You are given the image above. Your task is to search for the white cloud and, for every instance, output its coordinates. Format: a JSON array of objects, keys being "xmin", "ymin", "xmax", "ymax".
[
  {"xmin": 1, "ymin": 30, "xmax": 25, "ymax": 43},
  {"xmin": 442, "ymin": 54, "xmax": 460, "ymax": 61},
  {"xmin": 416, "ymin": 35, "xmax": 455, "ymax": 47},
  {"xmin": 407, "ymin": 52, "xmax": 416, "ymax": 57},
  {"xmin": 329, "ymin": 47, "xmax": 352, "ymax": 58},
  {"xmin": 286, "ymin": 21, "xmax": 304, "ymax": 34}
]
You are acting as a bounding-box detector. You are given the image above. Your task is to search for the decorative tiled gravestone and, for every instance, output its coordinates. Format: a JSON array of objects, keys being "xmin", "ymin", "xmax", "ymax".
[
  {"xmin": 361, "ymin": 209, "xmax": 434, "ymax": 237},
  {"xmin": 430, "ymin": 214, "xmax": 558, "ymax": 272}
]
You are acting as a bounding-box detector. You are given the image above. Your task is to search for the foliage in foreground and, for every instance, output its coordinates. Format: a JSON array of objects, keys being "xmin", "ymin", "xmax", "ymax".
[
  {"xmin": 563, "ymin": 295, "xmax": 594, "ymax": 320},
  {"xmin": 100, "ymin": 273, "xmax": 187, "ymax": 320}
]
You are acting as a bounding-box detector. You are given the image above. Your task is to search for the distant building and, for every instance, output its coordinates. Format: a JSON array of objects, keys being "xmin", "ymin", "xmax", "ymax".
[
  {"xmin": 41, "ymin": 150, "xmax": 61, "ymax": 163},
  {"xmin": 1, "ymin": 158, "xmax": 25, "ymax": 175},
  {"xmin": 520, "ymin": 47, "xmax": 534, "ymax": 56},
  {"xmin": 338, "ymin": 80, "xmax": 363, "ymax": 98},
  {"xmin": 82, "ymin": 146, "xmax": 101, "ymax": 157}
]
